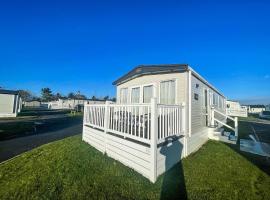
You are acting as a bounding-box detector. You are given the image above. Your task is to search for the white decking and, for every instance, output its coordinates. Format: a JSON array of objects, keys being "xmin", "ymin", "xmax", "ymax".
[
  {"xmin": 82, "ymin": 99, "xmax": 239, "ymax": 183},
  {"xmin": 82, "ymin": 98, "xmax": 186, "ymax": 182}
]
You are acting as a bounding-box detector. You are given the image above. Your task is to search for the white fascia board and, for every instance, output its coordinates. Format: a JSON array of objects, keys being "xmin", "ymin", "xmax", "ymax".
[{"xmin": 187, "ymin": 66, "xmax": 226, "ymax": 99}]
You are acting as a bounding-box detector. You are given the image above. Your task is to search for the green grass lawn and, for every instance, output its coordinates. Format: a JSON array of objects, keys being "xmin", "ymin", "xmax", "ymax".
[
  {"xmin": 0, "ymin": 135, "xmax": 270, "ymax": 200},
  {"xmin": 239, "ymin": 114, "xmax": 270, "ymax": 123}
]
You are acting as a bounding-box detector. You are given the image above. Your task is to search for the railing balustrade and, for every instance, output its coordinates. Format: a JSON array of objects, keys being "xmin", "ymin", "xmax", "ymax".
[
  {"xmin": 84, "ymin": 100, "xmax": 186, "ymax": 145},
  {"xmin": 226, "ymin": 108, "xmax": 248, "ymax": 118}
]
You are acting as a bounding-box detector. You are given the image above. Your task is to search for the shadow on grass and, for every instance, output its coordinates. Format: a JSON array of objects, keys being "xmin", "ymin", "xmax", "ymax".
[{"xmin": 160, "ymin": 136, "xmax": 187, "ymax": 199}]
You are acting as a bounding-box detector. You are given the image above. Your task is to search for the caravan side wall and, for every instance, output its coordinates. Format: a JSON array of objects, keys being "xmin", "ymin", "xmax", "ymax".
[
  {"xmin": 0, "ymin": 94, "xmax": 17, "ymax": 117},
  {"xmin": 186, "ymin": 74, "xmax": 226, "ymax": 155}
]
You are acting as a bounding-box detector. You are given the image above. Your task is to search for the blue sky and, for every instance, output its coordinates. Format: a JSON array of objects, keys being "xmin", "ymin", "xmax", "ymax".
[{"xmin": 0, "ymin": 0, "xmax": 269, "ymax": 104}]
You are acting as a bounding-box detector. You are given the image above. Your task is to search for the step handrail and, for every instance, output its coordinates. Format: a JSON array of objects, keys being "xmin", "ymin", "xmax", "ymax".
[
  {"xmin": 211, "ymin": 107, "xmax": 238, "ymax": 137},
  {"xmin": 213, "ymin": 108, "xmax": 235, "ymax": 121},
  {"xmin": 214, "ymin": 118, "xmax": 235, "ymax": 132}
]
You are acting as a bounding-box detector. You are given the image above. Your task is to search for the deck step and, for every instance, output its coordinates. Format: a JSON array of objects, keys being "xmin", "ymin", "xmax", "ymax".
[
  {"xmin": 229, "ymin": 134, "xmax": 237, "ymax": 142},
  {"xmin": 223, "ymin": 131, "xmax": 231, "ymax": 137},
  {"xmin": 213, "ymin": 128, "xmax": 224, "ymax": 135},
  {"xmin": 209, "ymin": 130, "xmax": 237, "ymax": 144}
]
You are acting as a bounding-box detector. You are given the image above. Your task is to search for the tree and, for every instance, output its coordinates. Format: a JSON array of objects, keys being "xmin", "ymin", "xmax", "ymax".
[
  {"xmin": 76, "ymin": 94, "xmax": 87, "ymax": 100},
  {"xmin": 55, "ymin": 93, "xmax": 63, "ymax": 99},
  {"xmin": 111, "ymin": 97, "xmax": 116, "ymax": 102},
  {"xmin": 41, "ymin": 88, "xmax": 53, "ymax": 101},
  {"xmin": 91, "ymin": 96, "xmax": 97, "ymax": 101},
  {"xmin": 103, "ymin": 96, "xmax": 109, "ymax": 101},
  {"xmin": 74, "ymin": 91, "xmax": 87, "ymax": 100},
  {"xmin": 32, "ymin": 96, "xmax": 41, "ymax": 101},
  {"xmin": 18, "ymin": 90, "xmax": 33, "ymax": 101},
  {"xmin": 68, "ymin": 92, "xmax": 75, "ymax": 99}
]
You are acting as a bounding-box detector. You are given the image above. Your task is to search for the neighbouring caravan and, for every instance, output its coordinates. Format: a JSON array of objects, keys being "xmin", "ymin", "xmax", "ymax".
[
  {"xmin": 248, "ymin": 105, "xmax": 266, "ymax": 114},
  {"xmin": 82, "ymin": 64, "xmax": 238, "ymax": 182},
  {"xmin": 0, "ymin": 89, "xmax": 22, "ymax": 117},
  {"xmin": 24, "ymin": 100, "xmax": 41, "ymax": 107},
  {"xmin": 48, "ymin": 98, "xmax": 105, "ymax": 110},
  {"xmin": 226, "ymin": 100, "xmax": 248, "ymax": 117}
]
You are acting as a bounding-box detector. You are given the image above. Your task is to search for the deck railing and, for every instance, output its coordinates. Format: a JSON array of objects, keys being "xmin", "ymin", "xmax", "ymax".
[
  {"xmin": 157, "ymin": 104, "xmax": 185, "ymax": 143},
  {"xmin": 226, "ymin": 107, "xmax": 248, "ymax": 118},
  {"xmin": 84, "ymin": 99, "xmax": 186, "ymax": 145}
]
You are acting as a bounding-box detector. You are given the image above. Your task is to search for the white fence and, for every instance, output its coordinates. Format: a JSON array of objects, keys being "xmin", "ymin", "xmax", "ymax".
[
  {"xmin": 83, "ymin": 98, "xmax": 186, "ymax": 182},
  {"xmin": 84, "ymin": 101, "xmax": 186, "ymax": 145},
  {"xmin": 157, "ymin": 105, "xmax": 185, "ymax": 143}
]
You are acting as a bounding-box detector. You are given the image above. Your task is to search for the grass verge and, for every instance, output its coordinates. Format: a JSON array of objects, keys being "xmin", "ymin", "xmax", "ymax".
[{"xmin": 0, "ymin": 135, "xmax": 270, "ymax": 200}]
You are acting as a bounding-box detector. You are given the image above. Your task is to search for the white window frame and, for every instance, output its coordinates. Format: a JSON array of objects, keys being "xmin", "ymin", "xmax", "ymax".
[
  {"xmin": 119, "ymin": 87, "xmax": 128, "ymax": 104},
  {"xmin": 130, "ymin": 86, "xmax": 141, "ymax": 104},
  {"xmin": 203, "ymin": 87, "xmax": 209, "ymax": 109},
  {"xmin": 129, "ymin": 83, "xmax": 156, "ymax": 104},
  {"xmin": 209, "ymin": 91, "xmax": 213, "ymax": 106},
  {"xmin": 158, "ymin": 79, "xmax": 177, "ymax": 105},
  {"xmin": 212, "ymin": 92, "xmax": 217, "ymax": 106},
  {"xmin": 142, "ymin": 84, "xmax": 155, "ymax": 103}
]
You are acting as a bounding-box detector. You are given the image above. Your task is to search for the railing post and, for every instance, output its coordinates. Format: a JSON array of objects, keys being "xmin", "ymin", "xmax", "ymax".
[
  {"xmin": 181, "ymin": 102, "xmax": 186, "ymax": 135},
  {"xmin": 150, "ymin": 98, "xmax": 158, "ymax": 183},
  {"xmin": 235, "ymin": 117, "xmax": 238, "ymax": 137},
  {"xmin": 82, "ymin": 102, "xmax": 88, "ymax": 141},
  {"xmin": 83, "ymin": 103, "xmax": 87, "ymax": 125},
  {"xmin": 211, "ymin": 106, "xmax": 215, "ymax": 127},
  {"xmin": 104, "ymin": 101, "xmax": 110, "ymax": 153},
  {"xmin": 181, "ymin": 102, "xmax": 188, "ymax": 157}
]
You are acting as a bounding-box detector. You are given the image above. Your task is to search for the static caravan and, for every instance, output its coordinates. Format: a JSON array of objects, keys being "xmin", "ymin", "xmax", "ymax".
[
  {"xmin": 24, "ymin": 100, "xmax": 41, "ymax": 107},
  {"xmin": 48, "ymin": 98, "xmax": 105, "ymax": 110},
  {"xmin": 226, "ymin": 100, "xmax": 248, "ymax": 117},
  {"xmin": 48, "ymin": 98, "xmax": 74, "ymax": 110},
  {"xmin": 48, "ymin": 98, "xmax": 79, "ymax": 110},
  {"xmin": 82, "ymin": 64, "xmax": 238, "ymax": 182},
  {"xmin": 248, "ymin": 105, "xmax": 266, "ymax": 114},
  {"xmin": 0, "ymin": 89, "xmax": 22, "ymax": 117}
]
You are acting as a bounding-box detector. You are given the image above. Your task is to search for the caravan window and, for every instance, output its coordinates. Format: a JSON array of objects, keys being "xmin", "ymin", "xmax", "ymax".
[
  {"xmin": 120, "ymin": 88, "xmax": 128, "ymax": 103},
  {"xmin": 213, "ymin": 93, "xmax": 218, "ymax": 106},
  {"xmin": 219, "ymin": 97, "xmax": 223, "ymax": 109},
  {"xmin": 143, "ymin": 85, "xmax": 153, "ymax": 103},
  {"xmin": 160, "ymin": 80, "xmax": 175, "ymax": 104},
  {"xmin": 131, "ymin": 87, "xmax": 140, "ymax": 103}
]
